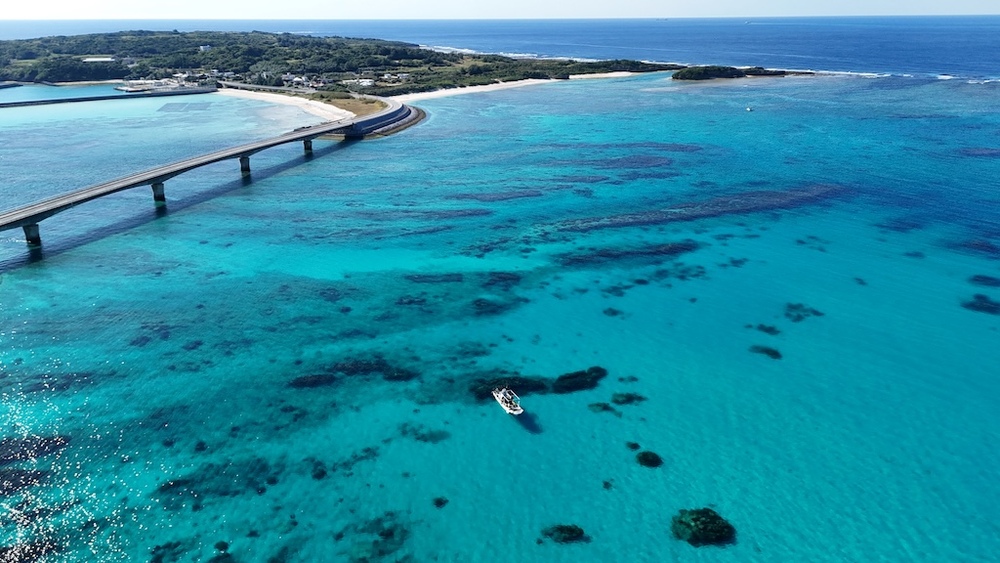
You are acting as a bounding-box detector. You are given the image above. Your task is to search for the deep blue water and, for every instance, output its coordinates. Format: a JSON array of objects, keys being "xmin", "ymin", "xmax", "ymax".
[
  {"xmin": 1, "ymin": 18, "xmax": 1000, "ymax": 563},
  {"xmin": 3, "ymin": 17, "xmax": 1000, "ymax": 78}
]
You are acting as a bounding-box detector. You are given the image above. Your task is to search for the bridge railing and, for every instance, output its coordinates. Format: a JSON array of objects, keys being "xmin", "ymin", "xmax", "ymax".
[{"xmin": 0, "ymin": 95, "xmax": 415, "ymax": 247}]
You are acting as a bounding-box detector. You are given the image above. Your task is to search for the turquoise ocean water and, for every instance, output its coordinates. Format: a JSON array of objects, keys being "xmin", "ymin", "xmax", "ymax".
[{"xmin": 3, "ymin": 29, "xmax": 1000, "ymax": 563}]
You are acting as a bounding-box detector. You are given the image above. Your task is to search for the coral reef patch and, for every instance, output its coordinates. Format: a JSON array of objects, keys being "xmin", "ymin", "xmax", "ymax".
[
  {"xmin": 557, "ymin": 240, "xmax": 701, "ymax": 267},
  {"xmin": 962, "ymin": 294, "xmax": 1000, "ymax": 315},
  {"xmin": 447, "ymin": 189, "xmax": 543, "ymax": 202},
  {"xmin": 468, "ymin": 375, "xmax": 550, "ymax": 402},
  {"xmin": 149, "ymin": 540, "xmax": 187, "ymax": 563},
  {"xmin": 636, "ymin": 451, "xmax": 663, "ymax": 468},
  {"xmin": 784, "ymin": 303, "xmax": 824, "ymax": 322},
  {"xmin": 611, "ymin": 392, "xmax": 647, "ymax": 405},
  {"xmin": 670, "ymin": 508, "xmax": 737, "ymax": 546},
  {"xmin": 950, "ymin": 239, "xmax": 1000, "ymax": 259},
  {"xmin": 0, "ymin": 435, "xmax": 70, "ymax": 465},
  {"xmin": 288, "ymin": 374, "xmax": 338, "ymax": 389},
  {"xmin": 551, "ymin": 184, "xmax": 847, "ymax": 233},
  {"xmin": 0, "ymin": 468, "xmax": 48, "ymax": 495},
  {"xmin": 552, "ymin": 366, "xmax": 608, "ymax": 394},
  {"xmin": 154, "ymin": 457, "xmax": 282, "ymax": 510},
  {"xmin": 540, "ymin": 524, "xmax": 589, "ymax": 544},
  {"xmin": 749, "ymin": 345, "xmax": 782, "ymax": 360},
  {"xmin": 959, "ymin": 147, "xmax": 1000, "ymax": 157},
  {"xmin": 588, "ymin": 402, "xmax": 621, "ymax": 417},
  {"xmin": 404, "ymin": 273, "xmax": 464, "ymax": 284},
  {"xmin": 0, "ymin": 540, "xmax": 61, "ymax": 562},
  {"xmin": 399, "ymin": 422, "xmax": 450, "ymax": 444},
  {"xmin": 969, "ymin": 275, "xmax": 1000, "ymax": 287}
]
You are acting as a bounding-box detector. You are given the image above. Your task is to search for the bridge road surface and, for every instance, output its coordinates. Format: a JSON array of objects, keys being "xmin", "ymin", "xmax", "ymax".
[{"xmin": 0, "ymin": 96, "xmax": 409, "ymax": 245}]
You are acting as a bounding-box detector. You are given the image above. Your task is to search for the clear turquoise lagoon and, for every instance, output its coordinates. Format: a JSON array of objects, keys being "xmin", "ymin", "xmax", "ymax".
[{"xmin": 1, "ymin": 73, "xmax": 999, "ymax": 561}]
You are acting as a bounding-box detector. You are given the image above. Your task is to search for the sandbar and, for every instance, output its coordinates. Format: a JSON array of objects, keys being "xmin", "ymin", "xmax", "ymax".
[{"xmin": 214, "ymin": 88, "xmax": 355, "ymax": 121}]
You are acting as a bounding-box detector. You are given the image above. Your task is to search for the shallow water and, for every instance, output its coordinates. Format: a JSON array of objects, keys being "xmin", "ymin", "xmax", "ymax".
[{"xmin": 1, "ymin": 73, "xmax": 999, "ymax": 561}]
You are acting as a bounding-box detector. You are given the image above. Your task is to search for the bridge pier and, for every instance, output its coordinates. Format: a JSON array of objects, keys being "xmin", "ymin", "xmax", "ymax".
[
  {"xmin": 151, "ymin": 182, "xmax": 166, "ymax": 204},
  {"xmin": 303, "ymin": 139, "xmax": 313, "ymax": 153},
  {"xmin": 23, "ymin": 223, "xmax": 41, "ymax": 246},
  {"xmin": 239, "ymin": 156, "xmax": 251, "ymax": 175}
]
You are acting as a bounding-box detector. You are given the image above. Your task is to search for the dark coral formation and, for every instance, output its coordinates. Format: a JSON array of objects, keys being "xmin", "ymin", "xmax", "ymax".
[
  {"xmin": 20, "ymin": 371, "xmax": 97, "ymax": 394},
  {"xmin": 962, "ymin": 294, "xmax": 1000, "ymax": 315},
  {"xmin": 636, "ymin": 451, "xmax": 663, "ymax": 468},
  {"xmin": 540, "ymin": 524, "xmax": 588, "ymax": 544},
  {"xmin": 399, "ymin": 422, "xmax": 451, "ymax": 444},
  {"xmin": 150, "ymin": 540, "xmax": 186, "ymax": 563},
  {"xmin": 0, "ymin": 540, "xmax": 61, "ymax": 562},
  {"xmin": 404, "ymin": 273, "xmax": 464, "ymax": 283},
  {"xmin": 959, "ymin": 147, "xmax": 1000, "ymax": 157},
  {"xmin": 670, "ymin": 508, "xmax": 737, "ymax": 546},
  {"xmin": 288, "ymin": 374, "xmax": 337, "ymax": 389},
  {"xmin": 482, "ymin": 271, "xmax": 522, "ymax": 291},
  {"xmin": 394, "ymin": 295, "xmax": 427, "ymax": 306},
  {"xmin": 611, "ymin": 392, "xmax": 647, "ymax": 405},
  {"xmin": 557, "ymin": 240, "xmax": 701, "ymax": 267},
  {"xmin": 309, "ymin": 356, "xmax": 421, "ymax": 382},
  {"xmin": 0, "ymin": 469, "xmax": 48, "ymax": 495},
  {"xmin": 552, "ymin": 366, "xmax": 608, "ymax": 394},
  {"xmin": 951, "ymin": 239, "xmax": 1000, "ymax": 259},
  {"xmin": 433, "ymin": 497, "xmax": 449, "ymax": 508},
  {"xmin": 588, "ymin": 402, "xmax": 621, "ymax": 417},
  {"xmin": 448, "ymin": 189, "xmax": 543, "ymax": 202},
  {"xmin": 626, "ymin": 442, "xmax": 641, "ymax": 451},
  {"xmin": 471, "ymin": 298, "xmax": 514, "ymax": 316},
  {"xmin": 0, "ymin": 435, "xmax": 70, "ymax": 465},
  {"xmin": 755, "ymin": 324, "xmax": 780, "ymax": 335},
  {"xmin": 784, "ymin": 303, "xmax": 824, "ymax": 322},
  {"xmin": 336, "ymin": 510, "xmax": 411, "ymax": 562},
  {"xmin": 553, "ymin": 184, "xmax": 847, "ymax": 233},
  {"xmin": 308, "ymin": 458, "xmax": 328, "ymax": 480},
  {"xmin": 969, "ymin": 275, "xmax": 1000, "ymax": 287},
  {"xmin": 749, "ymin": 345, "xmax": 782, "ymax": 360},
  {"xmin": 650, "ymin": 262, "xmax": 707, "ymax": 282},
  {"xmin": 468, "ymin": 375, "xmax": 550, "ymax": 402},
  {"xmin": 154, "ymin": 457, "xmax": 281, "ymax": 510}
]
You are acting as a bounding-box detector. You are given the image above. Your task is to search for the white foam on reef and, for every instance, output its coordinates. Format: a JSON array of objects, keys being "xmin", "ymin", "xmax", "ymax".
[
  {"xmin": 422, "ymin": 44, "xmax": 603, "ymax": 62},
  {"xmin": 422, "ymin": 45, "xmax": 478, "ymax": 55}
]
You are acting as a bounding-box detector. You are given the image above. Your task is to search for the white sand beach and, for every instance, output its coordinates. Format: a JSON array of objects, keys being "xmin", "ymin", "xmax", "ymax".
[
  {"xmin": 214, "ymin": 88, "xmax": 355, "ymax": 120},
  {"xmin": 391, "ymin": 71, "xmax": 639, "ymax": 102},
  {"xmin": 211, "ymin": 71, "xmax": 642, "ymax": 114}
]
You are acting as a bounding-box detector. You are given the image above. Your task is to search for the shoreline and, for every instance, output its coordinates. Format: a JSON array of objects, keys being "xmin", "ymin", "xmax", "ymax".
[
  {"xmin": 391, "ymin": 71, "xmax": 640, "ymax": 103},
  {"xmin": 213, "ymin": 88, "xmax": 355, "ymax": 121}
]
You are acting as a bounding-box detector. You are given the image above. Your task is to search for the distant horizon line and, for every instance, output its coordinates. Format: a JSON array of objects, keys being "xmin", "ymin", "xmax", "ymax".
[{"xmin": 3, "ymin": 14, "xmax": 1000, "ymax": 21}]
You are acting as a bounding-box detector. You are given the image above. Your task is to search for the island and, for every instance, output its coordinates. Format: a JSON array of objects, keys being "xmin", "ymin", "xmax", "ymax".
[
  {"xmin": 0, "ymin": 30, "xmax": 683, "ymax": 100},
  {"xmin": 672, "ymin": 65, "xmax": 793, "ymax": 80}
]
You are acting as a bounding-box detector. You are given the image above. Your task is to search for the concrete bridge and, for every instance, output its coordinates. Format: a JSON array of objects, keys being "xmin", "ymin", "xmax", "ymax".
[{"xmin": 0, "ymin": 97, "xmax": 416, "ymax": 247}]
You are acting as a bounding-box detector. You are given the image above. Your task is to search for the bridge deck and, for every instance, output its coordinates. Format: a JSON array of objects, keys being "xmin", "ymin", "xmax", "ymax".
[{"xmin": 0, "ymin": 96, "xmax": 409, "ymax": 235}]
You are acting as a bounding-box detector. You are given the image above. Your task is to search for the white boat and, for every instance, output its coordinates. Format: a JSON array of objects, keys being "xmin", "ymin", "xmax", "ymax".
[{"xmin": 492, "ymin": 387, "xmax": 523, "ymax": 415}]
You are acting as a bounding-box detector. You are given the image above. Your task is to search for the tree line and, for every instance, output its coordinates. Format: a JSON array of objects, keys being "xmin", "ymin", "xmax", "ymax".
[{"xmin": 0, "ymin": 31, "xmax": 682, "ymax": 92}]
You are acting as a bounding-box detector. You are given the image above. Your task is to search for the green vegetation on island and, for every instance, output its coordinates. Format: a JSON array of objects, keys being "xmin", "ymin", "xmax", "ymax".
[
  {"xmin": 0, "ymin": 31, "xmax": 682, "ymax": 95},
  {"xmin": 672, "ymin": 65, "xmax": 788, "ymax": 80}
]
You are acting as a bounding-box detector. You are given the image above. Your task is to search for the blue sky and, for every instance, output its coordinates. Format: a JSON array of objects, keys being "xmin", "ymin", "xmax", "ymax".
[{"xmin": 5, "ymin": 0, "xmax": 998, "ymax": 19}]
